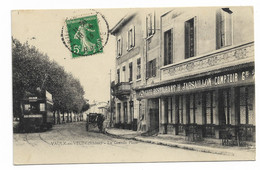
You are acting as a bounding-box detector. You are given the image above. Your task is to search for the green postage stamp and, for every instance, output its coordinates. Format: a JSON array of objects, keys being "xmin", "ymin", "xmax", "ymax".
[{"xmin": 66, "ymin": 15, "xmax": 103, "ymax": 57}]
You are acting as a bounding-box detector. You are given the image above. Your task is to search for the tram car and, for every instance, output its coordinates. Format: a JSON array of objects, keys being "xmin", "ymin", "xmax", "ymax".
[{"xmin": 19, "ymin": 89, "xmax": 54, "ymax": 132}]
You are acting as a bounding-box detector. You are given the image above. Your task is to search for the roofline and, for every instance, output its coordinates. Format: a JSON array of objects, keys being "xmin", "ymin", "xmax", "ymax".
[{"xmin": 110, "ymin": 13, "xmax": 137, "ymax": 35}]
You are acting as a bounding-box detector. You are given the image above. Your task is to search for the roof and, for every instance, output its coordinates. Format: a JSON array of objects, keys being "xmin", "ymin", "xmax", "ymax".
[{"xmin": 110, "ymin": 13, "xmax": 137, "ymax": 35}]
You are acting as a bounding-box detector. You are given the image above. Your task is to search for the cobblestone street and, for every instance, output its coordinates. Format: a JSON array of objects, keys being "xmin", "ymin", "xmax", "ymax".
[{"xmin": 13, "ymin": 122, "xmax": 250, "ymax": 164}]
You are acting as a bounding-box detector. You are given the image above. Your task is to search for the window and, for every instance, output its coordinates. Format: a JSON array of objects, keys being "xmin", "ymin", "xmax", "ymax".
[
  {"xmin": 146, "ymin": 59, "xmax": 156, "ymax": 78},
  {"xmin": 136, "ymin": 58, "xmax": 141, "ymax": 80},
  {"xmin": 164, "ymin": 29, "xmax": 173, "ymax": 65},
  {"xmin": 185, "ymin": 17, "xmax": 196, "ymax": 59},
  {"xmin": 239, "ymin": 86, "xmax": 254, "ymax": 125},
  {"xmin": 129, "ymin": 62, "xmax": 133, "ymax": 82},
  {"xmin": 40, "ymin": 103, "xmax": 45, "ymax": 111},
  {"xmin": 204, "ymin": 91, "xmax": 216, "ymax": 124},
  {"xmin": 146, "ymin": 13, "xmax": 155, "ymax": 38},
  {"xmin": 177, "ymin": 95, "xmax": 185, "ymax": 134},
  {"xmin": 167, "ymin": 97, "xmax": 173, "ymax": 123},
  {"xmin": 217, "ymin": 8, "xmax": 233, "ymax": 49},
  {"xmin": 117, "ymin": 69, "xmax": 120, "ymax": 83},
  {"xmin": 117, "ymin": 36, "xmax": 122, "ymax": 57},
  {"xmin": 178, "ymin": 95, "xmax": 184, "ymax": 124},
  {"xmin": 223, "ymin": 89, "xmax": 231, "ymax": 125},
  {"xmin": 189, "ymin": 93, "xmax": 198, "ymax": 124},
  {"xmin": 24, "ymin": 104, "xmax": 30, "ymax": 111},
  {"xmin": 127, "ymin": 26, "xmax": 135, "ymax": 50}
]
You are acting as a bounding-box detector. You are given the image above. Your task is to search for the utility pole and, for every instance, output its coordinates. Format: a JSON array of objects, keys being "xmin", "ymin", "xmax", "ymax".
[{"xmin": 109, "ymin": 69, "xmax": 112, "ymax": 127}]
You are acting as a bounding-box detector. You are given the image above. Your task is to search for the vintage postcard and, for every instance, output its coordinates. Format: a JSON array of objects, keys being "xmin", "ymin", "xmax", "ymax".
[{"xmin": 12, "ymin": 7, "xmax": 255, "ymax": 165}]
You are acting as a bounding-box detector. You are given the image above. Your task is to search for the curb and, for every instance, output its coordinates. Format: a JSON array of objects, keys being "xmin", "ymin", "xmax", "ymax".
[
  {"xmin": 105, "ymin": 129, "xmax": 234, "ymax": 156},
  {"xmin": 134, "ymin": 137, "xmax": 234, "ymax": 156}
]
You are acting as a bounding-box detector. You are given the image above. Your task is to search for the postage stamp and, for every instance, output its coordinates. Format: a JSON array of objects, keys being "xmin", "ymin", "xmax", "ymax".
[{"xmin": 66, "ymin": 15, "xmax": 103, "ymax": 57}]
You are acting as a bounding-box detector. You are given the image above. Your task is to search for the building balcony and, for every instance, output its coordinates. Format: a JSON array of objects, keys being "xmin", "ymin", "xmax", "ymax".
[
  {"xmin": 161, "ymin": 41, "xmax": 254, "ymax": 81},
  {"xmin": 112, "ymin": 82, "xmax": 131, "ymax": 99}
]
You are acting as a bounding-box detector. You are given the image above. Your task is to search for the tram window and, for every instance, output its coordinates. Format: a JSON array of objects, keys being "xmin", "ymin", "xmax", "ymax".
[
  {"xmin": 24, "ymin": 104, "xmax": 30, "ymax": 111},
  {"xmin": 40, "ymin": 103, "xmax": 45, "ymax": 111}
]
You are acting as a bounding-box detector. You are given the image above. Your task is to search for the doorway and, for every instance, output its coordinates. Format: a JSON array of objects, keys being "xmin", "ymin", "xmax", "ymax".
[{"xmin": 148, "ymin": 98, "xmax": 159, "ymax": 133}]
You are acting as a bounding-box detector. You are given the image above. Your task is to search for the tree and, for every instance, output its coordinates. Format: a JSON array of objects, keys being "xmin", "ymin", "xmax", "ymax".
[{"xmin": 12, "ymin": 38, "xmax": 88, "ymax": 119}]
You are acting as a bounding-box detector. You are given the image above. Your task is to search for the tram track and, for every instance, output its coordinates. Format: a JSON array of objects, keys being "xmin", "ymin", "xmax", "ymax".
[
  {"xmin": 38, "ymin": 133, "xmax": 50, "ymax": 145},
  {"xmin": 24, "ymin": 133, "xmax": 36, "ymax": 147}
]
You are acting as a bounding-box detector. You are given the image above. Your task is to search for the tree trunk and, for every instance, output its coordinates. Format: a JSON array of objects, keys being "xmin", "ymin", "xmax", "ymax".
[
  {"xmin": 53, "ymin": 111, "xmax": 56, "ymax": 124},
  {"xmin": 62, "ymin": 112, "xmax": 65, "ymax": 123}
]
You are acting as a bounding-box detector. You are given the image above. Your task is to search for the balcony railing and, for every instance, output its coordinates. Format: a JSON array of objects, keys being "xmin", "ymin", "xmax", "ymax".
[
  {"xmin": 161, "ymin": 42, "xmax": 254, "ymax": 81},
  {"xmin": 112, "ymin": 82, "xmax": 131, "ymax": 97}
]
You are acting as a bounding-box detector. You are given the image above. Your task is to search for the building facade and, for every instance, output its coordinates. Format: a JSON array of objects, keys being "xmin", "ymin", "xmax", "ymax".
[
  {"xmin": 111, "ymin": 7, "xmax": 255, "ymax": 142},
  {"xmin": 110, "ymin": 12, "xmax": 144, "ymax": 130}
]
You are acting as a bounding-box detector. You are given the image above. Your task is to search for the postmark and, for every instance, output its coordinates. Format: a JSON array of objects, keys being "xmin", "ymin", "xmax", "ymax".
[{"xmin": 61, "ymin": 10, "xmax": 109, "ymax": 58}]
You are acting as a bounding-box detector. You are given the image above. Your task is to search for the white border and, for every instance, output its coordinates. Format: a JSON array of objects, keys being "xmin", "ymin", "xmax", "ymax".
[{"xmin": 1, "ymin": 0, "xmax": 259, "ymax": 170}]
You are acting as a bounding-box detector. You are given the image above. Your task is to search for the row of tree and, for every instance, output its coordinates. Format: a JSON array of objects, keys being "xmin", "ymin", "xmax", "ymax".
[{"xmin": 12, "ymin": 38, "xmax": 89, "ymax": 119}]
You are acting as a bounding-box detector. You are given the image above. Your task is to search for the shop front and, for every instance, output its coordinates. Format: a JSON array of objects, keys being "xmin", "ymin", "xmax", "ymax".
[{"xmin": 136, "ymin": 66, "xmax": 255, "ymax": 143}]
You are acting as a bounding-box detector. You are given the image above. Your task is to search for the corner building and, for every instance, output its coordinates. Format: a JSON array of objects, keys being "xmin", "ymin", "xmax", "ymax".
[{"xmin": 111, "ymin": 7, "xmax": 255, "ymax": 143}]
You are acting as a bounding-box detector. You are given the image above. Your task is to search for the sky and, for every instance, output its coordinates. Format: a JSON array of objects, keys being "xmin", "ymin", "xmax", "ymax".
[{"xmin": 12, "ymin": 9, "xmax": 134, "ymax": 104}]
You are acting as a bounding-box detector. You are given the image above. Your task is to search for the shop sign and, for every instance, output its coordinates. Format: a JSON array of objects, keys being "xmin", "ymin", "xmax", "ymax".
[
  {"xmin": 24, "ymin": 114, "xmax": 42, "ymax": 118},
  {"xmin": 161, "ymin": 42, "xmax": 254, "ymax": 81},
  {"xmin": 137, "ymin": 70, "xmax": 254, "ymax": 99},
  {"xmin": 29, "ymin": 97, "xmax": 37, "ymax": 101}
]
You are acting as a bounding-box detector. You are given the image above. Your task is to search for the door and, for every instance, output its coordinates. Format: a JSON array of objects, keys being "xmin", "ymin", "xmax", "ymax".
[{"xmin": 148, "ymin": 98, "xmax": 159, "ymax": 133}]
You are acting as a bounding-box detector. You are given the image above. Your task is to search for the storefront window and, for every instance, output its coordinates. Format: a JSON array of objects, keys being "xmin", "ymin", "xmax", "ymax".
[
  {"xmin": 205, "ymin": 91, "xmax": 216, "ymax": 124},
  {"xmin": 223, "ymin": 89, "xmax": 231, "ymax": 124},
  {"xmin": 178, "ymin": 95, "xmax": 184, "ymax": 124},
  {"xmin": 189, "ymin": 93, "xmax": 198, "ymax": 124},
  {"xmin": 177, "ymin": 95, "xmax": 185, "ymax": 134},
  {"xmin": 240, "ymin": 86, "xmax": 255, "ymax": 125},
  {"xmin": 168, "ymin": 97, "xmax": 173, "ymax": 123}
]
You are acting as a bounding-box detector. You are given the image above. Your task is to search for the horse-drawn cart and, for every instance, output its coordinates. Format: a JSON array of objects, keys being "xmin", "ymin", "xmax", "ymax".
[{"xmin": 86, "ymin": 113, "xmax": 105, "ymax": 132}]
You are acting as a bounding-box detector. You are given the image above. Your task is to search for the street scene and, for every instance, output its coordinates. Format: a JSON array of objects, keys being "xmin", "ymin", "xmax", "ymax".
[
  {"xmin": 12, "ymin": 7, "xmax": 255, "ymax": 164},
  {"xmin": 13, "ymin": 122, "xmax": 254, "ymax": 164}
]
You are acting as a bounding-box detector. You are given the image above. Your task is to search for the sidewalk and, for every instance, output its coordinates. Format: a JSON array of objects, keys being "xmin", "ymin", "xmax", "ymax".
[{"xmin": 105, "ymin": 128, "xmax": 255, "ymax": 159}]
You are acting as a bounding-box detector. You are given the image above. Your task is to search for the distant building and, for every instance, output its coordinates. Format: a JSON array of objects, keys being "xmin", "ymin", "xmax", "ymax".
[{"xmin": 111, "ymin": 7, "xmax": 255, "ymax": 143}]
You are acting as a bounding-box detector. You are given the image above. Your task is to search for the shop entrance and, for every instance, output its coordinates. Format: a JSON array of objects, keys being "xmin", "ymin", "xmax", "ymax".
[{"xmin": 148, "ymin": 98, "xmax": 159, "ymax": 133}]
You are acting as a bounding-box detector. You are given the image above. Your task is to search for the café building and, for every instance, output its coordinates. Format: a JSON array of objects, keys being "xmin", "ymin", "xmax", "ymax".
[{"xmin": 135, "ymin": 7, "xmax": 255, "ymax": 143}]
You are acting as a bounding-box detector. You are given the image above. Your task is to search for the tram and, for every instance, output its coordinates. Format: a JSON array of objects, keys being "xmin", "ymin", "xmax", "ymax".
[{"xmin": 19, "ymin": 89, "xmax": 54, "ymax": 132}]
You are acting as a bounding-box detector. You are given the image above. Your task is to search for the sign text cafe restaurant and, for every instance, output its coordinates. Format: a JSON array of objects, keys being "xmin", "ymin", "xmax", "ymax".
[{"xmin": 136, "ymin": 66, "xmax": 255, "ymax": 143}]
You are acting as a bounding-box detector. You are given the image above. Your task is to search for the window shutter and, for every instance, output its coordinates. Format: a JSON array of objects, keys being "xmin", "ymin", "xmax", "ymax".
[
  {"xmin": 216, "ymin": 9, "xmax": 222, "ymax": 49},
  {"xmin": 152, "ymin": 12, "xmax": 155, "ymax": 34},
  {"xmin": 225, "ymin": 12, "xmax": 232, "ymax": 46},
  {"xmin": 185, "ymin": 21, "xmax": 190, "ymax": 59},
  {"xmin": 146, "ymin": 62, "xmax": 149, "ymax": 78},
  {"xmin": 120, "ymin": 37, "xmax": 123, "ymax": 55},
  {"xmin": 126, "ymin": 31, "xmax": 129, "ymax": 51},
  {"xmin": 145, "ymin": 16, "xmax": 148, "ymax": 38},
  {"xmin": 133, "ymin": 26, "xmax": 135, "ymax": 47},
  {"xmin": 170, "ymin": 29, "xmax": 173, "ymax": 63},
  {"xmin": 152, "ymin": 59, "xmax": 156, "ymax": 77},
  {"xmin": 118, "ymin": 39, "xmax": 120, "ymax": 56}
]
